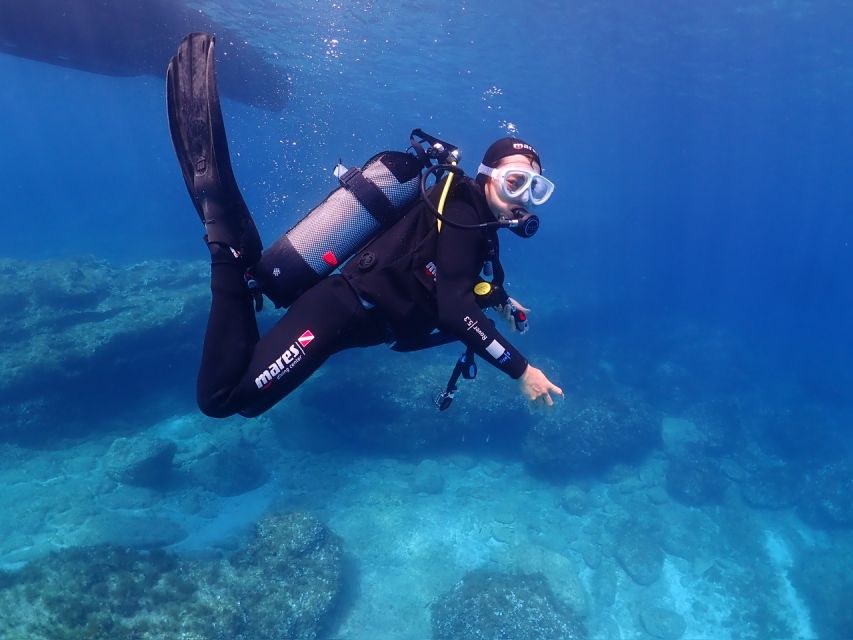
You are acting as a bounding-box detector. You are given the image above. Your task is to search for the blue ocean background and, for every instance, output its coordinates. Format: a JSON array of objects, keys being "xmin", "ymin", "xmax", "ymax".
[{"xmin": 0, "ymin": 1, "xmax": 851, "ymax": 638}]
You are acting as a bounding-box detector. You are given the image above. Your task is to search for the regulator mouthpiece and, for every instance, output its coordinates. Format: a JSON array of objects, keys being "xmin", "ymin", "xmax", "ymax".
[{"xmin": 506, "ymin": 207, "xmax": 540, "ymax": 238}]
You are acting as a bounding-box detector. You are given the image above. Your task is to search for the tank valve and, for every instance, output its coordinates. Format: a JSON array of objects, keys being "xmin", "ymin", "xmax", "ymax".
[{"xmin": 333, "ymin": 159, "xmax": 348, "ymax": 179}]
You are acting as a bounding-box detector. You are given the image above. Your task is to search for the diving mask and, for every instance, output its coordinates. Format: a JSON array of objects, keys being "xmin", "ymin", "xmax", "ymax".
[{"xmin": 478, "ymin": 163, "xmax": 555, "ymax": 207}]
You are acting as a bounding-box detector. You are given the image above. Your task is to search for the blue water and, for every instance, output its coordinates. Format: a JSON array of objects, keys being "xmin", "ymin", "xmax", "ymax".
[{"xmin": 0, "ymin": 1, "xmax": 851, "ymax": 638}]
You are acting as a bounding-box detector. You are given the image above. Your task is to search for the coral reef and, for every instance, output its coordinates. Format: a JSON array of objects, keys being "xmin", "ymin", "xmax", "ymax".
[
  {"xmin": 0, "ymin": 511, "xmax": 342, "ymax": 640},
  {"xmin": 431, "ymin": 569, "xmax": 585, "ymax": 640}
]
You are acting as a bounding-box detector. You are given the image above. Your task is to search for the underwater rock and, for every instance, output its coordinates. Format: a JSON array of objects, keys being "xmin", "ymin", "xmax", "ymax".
[
  {"xmin": 449, "ymin": 454, "xmax": 478, "ymax": 470},
  {"xmin": 645, "ymin": 485, "xmax": 670, "ymax": 505},
  {"xmin": 227, "ymin": 512, "xmax": 344, "ymax": 639},
  {"xmin": 105, "ymin": 436, "xmax": 177, "ymax": 487},
  {"xmin": 683, "ymin": 400, "xmax": 740, "ymax": 454},
  {"xmin": 431, "ymin": 569, "xmax": 585, "ymax": 640},
  {"xmin": 665, "ymin": 454, "xmax": 729, "ymax": 506},
  {"xmin": 577, "ymin": 541, "xmax": 602, "ymax": 570},
  {"xmin": 80, "ymin": 512, "xmax": 187, "ymax": 549},
  {"xmin": 522, "ymin": 393, "xmax": 660, "ymax": 476},
  {"xmin": 190, "ymin": 441, "xmax": 270, "ymax": 497},
  {"xmin": 659, "ymin": 511, "xmax": 717, "ymax": 562},
  {"xmin": 0, "ymin": 257, "xmax": 208, "ymax": 441},
  {"xmin": 614, "ymin": 530, "xmax": 664, "ymax": 586},
  {"xmin": 560, "ymin": 486, "xmax": 590, "ymax": 516},
  {"xmin": 0, "ymin": 511, "xmax": 342, "ymax": 640},
  {"xmin": 410, "ymin": 459, "xmax": 446, "ymax": 495},
  {"xmin": 790, "ymin": 547, "xmax": 853, "ymax": 640},
  {"xmin": 754, "ymin": 405, "xmax": 845, "ymax": 463},
  {"xmin": 590, "ymin": 560, "xmax": 618, "ymax": 607},
  {"xmin": 506, "ymin": 545, "xmax": 590, "ymax": 618},
  {"xmin": 663, "ymin": 403, "xmax": 739, "ymax": 458},
  {"xmin": 298, "ymin": 353, "xmax": 529, "ymax": 453},
  {"xmin": 27, "ymin": 258, "xmax": 108, "ymax": 309},
  {"xmin": 640, "ymin": 606, "xmax": 687, "ymax": 640},
  {"xmin": 719, "ymin": 457, "xmax": 747, "ymax": 482},
  {"xmin": 740, "ymin": 466, "xmax": 804, "ymax": 510},
  {"xmin": 798, "ymin": 461, "xmax": 853, "ymax": 528}
]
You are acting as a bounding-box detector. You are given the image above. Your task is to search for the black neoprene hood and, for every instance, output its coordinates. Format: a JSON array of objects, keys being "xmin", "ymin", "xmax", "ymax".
[{"xmin": 481, "ymin": 137, "xmax": 542, "ymax": 170}]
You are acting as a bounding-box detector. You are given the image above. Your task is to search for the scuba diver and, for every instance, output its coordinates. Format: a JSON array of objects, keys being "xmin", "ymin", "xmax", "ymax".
[{"xmin": 167, "ymin": 33, "xmax": 564, "ymax": 419}]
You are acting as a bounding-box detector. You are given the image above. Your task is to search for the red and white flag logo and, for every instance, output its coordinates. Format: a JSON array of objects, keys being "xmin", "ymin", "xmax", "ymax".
[{"xmin": 297, "ymin": 330, "xmax": 315, "ymax": 348}]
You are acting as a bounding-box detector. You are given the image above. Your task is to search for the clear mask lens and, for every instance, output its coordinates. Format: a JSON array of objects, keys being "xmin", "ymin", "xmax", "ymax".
[
  {"xmin": 500, "ymin": 169, "xmax": 554, "ymax": 206},
  {"xmin": 503, "ymin": 170, "xmax": 533, "ymax": 198},
  {"xmin": 529, "ymin": 175, "xmax": 554, "ymax": 205},
  {"xmin": 478, "ymin": 162, "xmax": 555, "ymax": 208}
]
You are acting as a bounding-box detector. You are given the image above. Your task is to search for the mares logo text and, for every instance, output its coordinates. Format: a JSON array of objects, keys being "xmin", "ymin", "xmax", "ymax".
[{"xmin": 255, "ymin": 330, "xmax": 315, "ymax": 389}]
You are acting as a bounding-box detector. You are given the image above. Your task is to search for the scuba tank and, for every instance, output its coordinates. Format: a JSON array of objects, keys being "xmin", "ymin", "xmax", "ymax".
[
  {"xmin": 254, "ymin": 150, "xmax": 423, "ymax": 308},
  {"xmin": 254, "ymin": 130, "xmax": 460, "ymax": 308}
]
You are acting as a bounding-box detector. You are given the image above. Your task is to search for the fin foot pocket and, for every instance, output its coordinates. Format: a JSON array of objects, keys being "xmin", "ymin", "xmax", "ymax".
[{"xmin": 167, "ymin": 32, "xmax": 262, "ymax": 266}]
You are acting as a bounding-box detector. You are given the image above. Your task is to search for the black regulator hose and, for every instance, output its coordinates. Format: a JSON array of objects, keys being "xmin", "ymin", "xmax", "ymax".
[{"xmin": 419, "ymin": 164, "xmax": 540, "ymax": 238}]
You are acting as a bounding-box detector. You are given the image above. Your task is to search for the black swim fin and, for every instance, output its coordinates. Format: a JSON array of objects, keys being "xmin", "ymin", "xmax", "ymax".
[{"xmin": 167, "ymin": 32, "xmax": 262, "ymax": 265}]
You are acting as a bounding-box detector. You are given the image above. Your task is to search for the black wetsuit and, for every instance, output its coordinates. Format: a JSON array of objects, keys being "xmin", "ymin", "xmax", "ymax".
[{"xmin": 197, "ymin": 179, "xmax": 528, "ymax": 418}]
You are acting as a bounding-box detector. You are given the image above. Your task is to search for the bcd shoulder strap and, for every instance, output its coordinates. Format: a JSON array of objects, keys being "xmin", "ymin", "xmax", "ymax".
[{"xmin": 337, "ymin": 167, "xmax": 397, "ymax": 227}]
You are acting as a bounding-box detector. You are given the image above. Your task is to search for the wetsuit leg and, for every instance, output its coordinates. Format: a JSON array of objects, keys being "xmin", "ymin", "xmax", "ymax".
[
  {"xmin": 196, "ymin": 248, "xmax": 260, "ymax": 417},
  {"xmin": 197, "ymin": 269, "xmax": 384, "ymax": 418}
]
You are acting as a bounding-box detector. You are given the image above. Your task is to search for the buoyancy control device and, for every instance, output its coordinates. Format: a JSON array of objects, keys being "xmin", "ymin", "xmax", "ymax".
[
  {"xmin": 250, "ymin": 129, "xmax": 537, "ymax": 411},
  {"xmin": 253, "ymin": 130, "xmax": 459, "ymax": 308}
]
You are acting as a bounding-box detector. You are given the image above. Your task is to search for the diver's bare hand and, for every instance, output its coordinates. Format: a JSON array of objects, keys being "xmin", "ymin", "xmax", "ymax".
[{"xmin": 519, "ymin": 364, "xmax": 564, "ymax": 409}]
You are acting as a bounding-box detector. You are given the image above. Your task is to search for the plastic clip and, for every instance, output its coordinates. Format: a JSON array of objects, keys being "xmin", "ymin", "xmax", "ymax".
[
  {"xmin": 245, "ymin": 271, "xmax": 264, "ymax": 313},
  {"xmin": 434, "ymin": 389, "xmax": 455, "ymax": 412}
]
